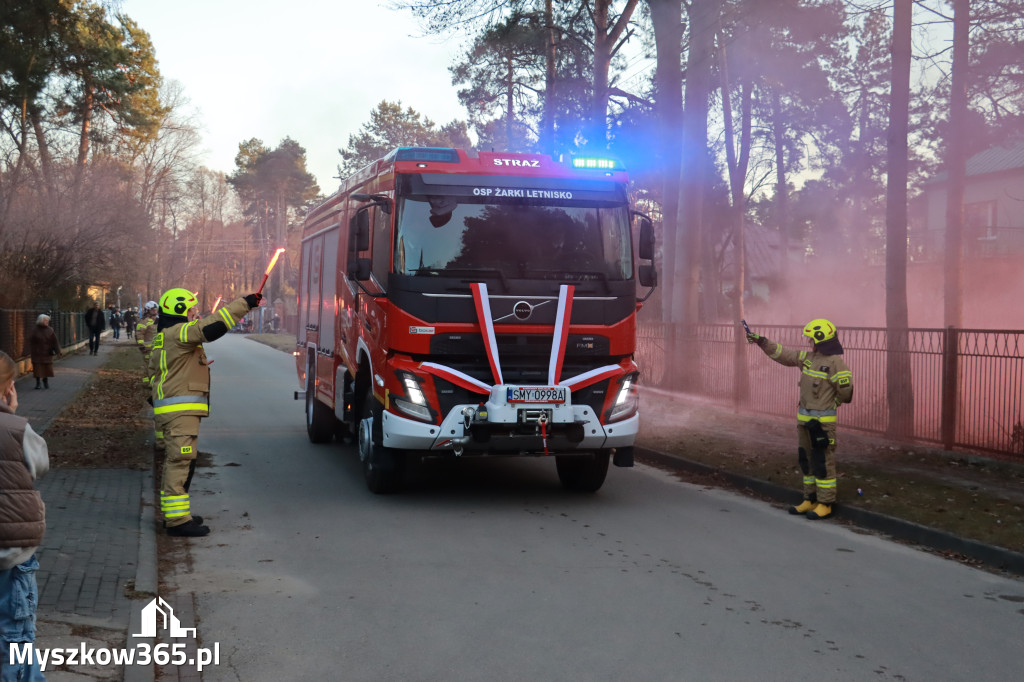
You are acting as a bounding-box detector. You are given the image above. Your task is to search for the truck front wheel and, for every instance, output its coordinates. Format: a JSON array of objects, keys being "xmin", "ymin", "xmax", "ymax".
[
  {"xmin": 359, "ymin": 388, "xmax": 406, "ymax": 494},
  {"xmin": 555, "ymin": 451, "xmax": 610, "ymax": 492}
]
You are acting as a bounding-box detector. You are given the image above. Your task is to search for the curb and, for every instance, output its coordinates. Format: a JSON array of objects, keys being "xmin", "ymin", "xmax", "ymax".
[
  {"xmin": 634, "ymin": 446, "xmax": 1024, "ymax": 577},
  {"xmin": 124, "ymin": 470, "xmax": 157, "ymax": 682}
]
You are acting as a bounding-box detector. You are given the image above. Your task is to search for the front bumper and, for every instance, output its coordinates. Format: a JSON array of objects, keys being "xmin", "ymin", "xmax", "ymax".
[{"xmin": 381, "ymin": 394, "xmax": 639, "ymax": 455}]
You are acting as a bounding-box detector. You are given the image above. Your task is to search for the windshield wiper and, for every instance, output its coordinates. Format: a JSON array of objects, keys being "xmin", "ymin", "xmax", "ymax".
[{"xmin": 413, "ymin": 267, "xmax": 509, "ymax": 293}]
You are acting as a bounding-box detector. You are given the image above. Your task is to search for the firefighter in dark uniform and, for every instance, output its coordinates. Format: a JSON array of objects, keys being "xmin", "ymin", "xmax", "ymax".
[
  {"xmin": 747, "ymin": 318, "xmax": 854, "ymax": 520},
  {"xmin": 150, "ymin": 288, "xmax": 261, "ymax": 537}
]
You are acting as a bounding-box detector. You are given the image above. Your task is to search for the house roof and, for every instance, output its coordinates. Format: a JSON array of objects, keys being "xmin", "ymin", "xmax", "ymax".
[
  {"xmin": 965, "ymin": 139, "xmax": 1024, "ymax": 175},
  {"xmin": 929, "ymin": 139, "xmax": 1024, "ymax": 183}
]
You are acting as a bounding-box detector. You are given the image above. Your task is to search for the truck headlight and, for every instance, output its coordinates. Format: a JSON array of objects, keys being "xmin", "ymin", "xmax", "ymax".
[
  {"xmin": 393, "ymin": 372, "xmax": 432, "ymax": 422},
  {"xmin": 608, "ymin": 375, "xmax": 638, "ymax": 422}
]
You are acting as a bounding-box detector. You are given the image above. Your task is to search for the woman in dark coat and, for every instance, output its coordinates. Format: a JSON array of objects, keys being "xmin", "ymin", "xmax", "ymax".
[{"xmin": 29, "ymin": 314, "xmax": 62, "ymax": 389}]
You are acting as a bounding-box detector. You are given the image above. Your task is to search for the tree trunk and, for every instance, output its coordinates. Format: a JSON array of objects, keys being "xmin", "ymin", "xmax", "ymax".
[
  {"xmin": 76, "ymin": 87, "xmax": 94, "ymax": 168},
  {"xmin": 30, "ymin": 108, "xmax": 54, "ymax": 202},
  {"xmin": 885, "ymin": 0, "xmax": 915, "ymax": 438},
  {"xmin": 591, "ymin": 0, "xmax": 612, "ymax": 147},
  {"xmin": 772, "ymin": 90, "xmax": 789, "ymax": 284},
  {"xmin": 542, "ymin": 0, "xmax": 557, "ymax": 155},
  {"xmin": 590, "ymin": 0, "xmax": 640, "ymax": 149},
  {"xmin": 674, "ymin": 0, "xmax": 715, "ymax": 387},
  {"xmin": 506, "ymin": 55, "xmax": 515, "ymax": 145},
  {"xmin": 943, "ymin": 0, "xmax": 968, "ymax": 329},
  {"xmin": 649, "ymin": 0, "xmax": 684, "ymax": 323},
  {"xmin": 719, "ymin": 35, "xmax": 752, "ymax": 406}
]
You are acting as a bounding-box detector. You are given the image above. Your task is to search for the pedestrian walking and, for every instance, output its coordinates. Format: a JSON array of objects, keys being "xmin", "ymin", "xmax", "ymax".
[
  {"xmin": 150, "ymin": 288, "xmax": 260, "ymax": 537},
  {"xmin": 110, "ymin": 308, "xmax": 122, "ymax": 340},
  {"xmin": 125, "ymin": 308, "xmax": 138, "ymax": 339},
  {"xmin": 746, "ymin": 318, "xmax": 854, "ymax": 520},
  {"xmin": 0, "ymin": 350, "xmax": 49, "ymax": 682},
  {"xmin": 84, "ymin": 301, "xmax": 106, "ymax": 355},
  {"xmin": 28, "ymin": 314, "xmax": 62, "ymax": 390}
]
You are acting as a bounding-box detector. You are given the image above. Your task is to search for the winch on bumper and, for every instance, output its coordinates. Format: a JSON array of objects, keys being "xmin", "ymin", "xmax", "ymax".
[{"xmin": 380, "ymin": 384, "xmax": 638, "ymax": 455}]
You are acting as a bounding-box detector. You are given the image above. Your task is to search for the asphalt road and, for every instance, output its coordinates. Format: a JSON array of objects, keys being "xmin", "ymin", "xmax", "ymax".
[{"xmin": 174, "ymin": 334, "xmax": 1024, "ymax": 682}]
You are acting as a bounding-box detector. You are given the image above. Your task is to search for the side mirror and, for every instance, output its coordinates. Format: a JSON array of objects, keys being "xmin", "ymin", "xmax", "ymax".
[
  {"xmin": 638, "ymin": 216, "xmax": 655, "ymax": 261},
  {"xmin": 352, "ymin": 192, "xmax": 392, "ymax": 215},
  {"xmin": 351, "ymin": 210, "xmax": 370, "ymax": 252},
  {"xmin": 353, "ymin": 257, "xmax": 372, "ymax": 282},
  {"xmin": 639, "ymin": 264, "xmax": 657, "ymax": 288}
]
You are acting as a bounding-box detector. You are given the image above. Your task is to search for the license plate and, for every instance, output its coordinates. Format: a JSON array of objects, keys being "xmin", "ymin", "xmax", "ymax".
[{"xmin": 506, "ymin": 386, "xmax": 567, "ymax": 404}]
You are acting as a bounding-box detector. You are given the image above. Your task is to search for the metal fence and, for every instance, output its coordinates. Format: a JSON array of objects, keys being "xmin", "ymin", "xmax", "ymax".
[
  {"xmin": 637, "ymin": 322, "xmax": 1024, "ymax": 460},
  {"xmin": 0, "ymin": 308, "xmax": 89, "ymax": 361}
]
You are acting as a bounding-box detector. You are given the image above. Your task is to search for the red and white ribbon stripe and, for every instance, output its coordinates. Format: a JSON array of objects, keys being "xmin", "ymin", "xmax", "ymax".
[
  {"xmin": 547, "ymin": 284, "xmax": 574, "ymax": 385},
  {"xmin": 419, "ymin": 362, "xmax": 492, "ymax": 395},
  {"xmin": 471, "ymin": 282, "xmax": 503, "ymax": 386},
  {"xmin": 558, "ymin": 364, "xmax": 622, "ymax": 391},
  {"xmin": 416, "ymin": 283, "xmax": 624, "ymax": 401}
]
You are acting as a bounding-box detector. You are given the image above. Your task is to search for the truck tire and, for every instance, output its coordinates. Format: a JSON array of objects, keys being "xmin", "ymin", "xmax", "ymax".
[
  {"xmin": 305, "ymin": 369, "xmax": 335, "ymax": 444},
  {"xmin": 555, "ymin": 451, "xmax": 610, "ymax": 492},
  {"xmin": 360, "ymin": 388, "xmax": 406, "ymax": 494}
]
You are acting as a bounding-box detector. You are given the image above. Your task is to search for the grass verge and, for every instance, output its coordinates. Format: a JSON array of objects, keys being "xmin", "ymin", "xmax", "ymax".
[{"xmin": 44, "ymin": 346, "xmax": 152, "ymax": 469}]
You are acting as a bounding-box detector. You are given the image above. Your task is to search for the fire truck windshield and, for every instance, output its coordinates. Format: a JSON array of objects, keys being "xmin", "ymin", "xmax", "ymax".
[{"xmin": 394, "ymin": 195, "xmax": 633, "ymax": 281}]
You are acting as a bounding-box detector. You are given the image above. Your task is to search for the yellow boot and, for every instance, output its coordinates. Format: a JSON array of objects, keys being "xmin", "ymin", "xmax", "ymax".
[
  {"xmin": 788, "ymin": 499, "xmax": 815, "ymax": 515},
  {"xmin": 806, "ymin": 503, "xmax": 833, "ymax": 520}
]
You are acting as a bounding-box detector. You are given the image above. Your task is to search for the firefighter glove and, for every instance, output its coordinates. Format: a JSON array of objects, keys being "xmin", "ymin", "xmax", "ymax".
[
  {"xmin": 745, "ymin": 332, "xmax": 764, "ymax": 346},
  {"xmin": 244, "ymin": 293, "xmax": 263, "ymax": 309}
]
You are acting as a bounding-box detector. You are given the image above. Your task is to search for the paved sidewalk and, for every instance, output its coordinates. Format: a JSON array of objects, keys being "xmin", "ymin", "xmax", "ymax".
[{"xmin": 14, "ymin": 337, "xmax": 157, "ymax": 682}]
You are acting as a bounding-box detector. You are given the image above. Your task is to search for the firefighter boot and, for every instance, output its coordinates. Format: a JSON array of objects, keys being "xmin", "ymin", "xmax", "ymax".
[
  {"xmin": 789, "ymin": 499, "xmax": 816, "ymax": 515},
  {"xmin": 806, "ymin": 503, "xmax": 833, "ymax": 520},
  {"xmin": 166, "ymin": 519, "xmax": 210, "ymax": 537}
]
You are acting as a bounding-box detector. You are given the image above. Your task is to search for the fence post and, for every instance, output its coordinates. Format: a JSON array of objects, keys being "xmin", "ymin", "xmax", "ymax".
[{"xmin": 940, "ymin": 325, "xmax": 959, "ymax": 450}]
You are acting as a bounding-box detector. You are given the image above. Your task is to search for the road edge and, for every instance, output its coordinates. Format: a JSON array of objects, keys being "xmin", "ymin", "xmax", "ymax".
[{"xmin": 635, "ymin": 446, "xmax": 1024, "ymax": 577}]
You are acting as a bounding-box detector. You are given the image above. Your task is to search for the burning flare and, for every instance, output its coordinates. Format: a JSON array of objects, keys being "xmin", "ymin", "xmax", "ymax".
[{"xmin": 256, "ymin": 248, "xmax": 286, "ymax": 295}]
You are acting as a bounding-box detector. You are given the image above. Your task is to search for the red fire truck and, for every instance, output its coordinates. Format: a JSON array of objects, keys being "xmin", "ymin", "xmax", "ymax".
[{"xmin": 295, "ymin": 147, "xmax": 656, "ymax": 493}]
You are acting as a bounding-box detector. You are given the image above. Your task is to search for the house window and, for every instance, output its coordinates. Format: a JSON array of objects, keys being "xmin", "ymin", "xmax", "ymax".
[{"xmin": 965, "ymin": 200, "xmax": 997, "ymax": 239}]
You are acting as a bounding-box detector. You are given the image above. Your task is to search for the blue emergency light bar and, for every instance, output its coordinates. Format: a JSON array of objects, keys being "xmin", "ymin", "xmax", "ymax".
[{"xmin": 571, "ymin": 156, "xmax": 622, "ymax": 170}]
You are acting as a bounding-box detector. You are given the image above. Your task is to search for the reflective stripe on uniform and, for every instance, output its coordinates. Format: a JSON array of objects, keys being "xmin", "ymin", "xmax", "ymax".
[
  {"xmin": 831, "ymin": 370, "xmax": 852, "ymax": 383},
  {"xmin": 179, "ymin": 320, "xmax": 197, "ymax": 343},
  {"xmin": 769, "ymin": 343, "xmax": 783, "ymax": 359},
  {"xmin": 154, "ymin": 403, "xmax": 208, "ymax": 415},
  {"xmin": 802, "ymin": 367, "xmax": 828, "ymax": 380},
  {"xmin": 803, "ymin": 476, "xmax": 815, "ymax": 487},
  {"xmin": 816, "ymin": 478, "xmax": 837, "ymax": 490},
  {"xmin": 218, "ymin": 308, "xmax": 236, "ymax": 327},
  {"xmin": 160, "ymin": 491, "xmax": 190, "ymax": 518},
  {"xmin": 153, "ymin": 395, "xmax": 209, "ymax": 416},
  {"xmin": 798, "ymin": 408, "xmax": 837, "ymax": 423}
]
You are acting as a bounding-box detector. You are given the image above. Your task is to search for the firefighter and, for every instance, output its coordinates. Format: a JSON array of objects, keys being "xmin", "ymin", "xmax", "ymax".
[
  {"xmin": 746, "ymin": 319, "xmax": 854, "ymax": 520},
  {"xmin": 137, "ymin": 301, "xmax": 164, "ymax": 454},
  {"xmin": 137, "ymin": 301, "xmax": 159, "ymax": 387},
  {"xmin": 150, "ymin": 288, "xmax": 260, "ymax": 537}
]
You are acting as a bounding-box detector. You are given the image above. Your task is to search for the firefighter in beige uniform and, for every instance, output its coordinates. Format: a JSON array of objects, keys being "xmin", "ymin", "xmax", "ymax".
[
  {"xmin": 150, "ymin": 288, "xmax": 260, "ymax": 537},
  {"xmin": 747, "ymin": 318, "xmax": 853, "ymax": 520},
  {"xmin": 137, "ymin": 301, "xmax": 163, "ymax": 452},
  {"xmin": 137, "ymin": 301, "xmax": 158, "ymax": 386}
]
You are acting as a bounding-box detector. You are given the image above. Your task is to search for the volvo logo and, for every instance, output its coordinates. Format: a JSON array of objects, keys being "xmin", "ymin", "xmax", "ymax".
[{"xmin": 513, "ymin": 301, "xmax": 533, "ymax": 320}]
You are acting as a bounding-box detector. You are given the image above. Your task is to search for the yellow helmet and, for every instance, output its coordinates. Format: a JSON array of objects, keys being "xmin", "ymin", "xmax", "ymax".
[
  {"xmin": 159, "ymin": 288, "xmax": 198, "ymax": 316},
  {"xmin": 803, "ymin": 318, "xmax": 837, "ymax": 343}
]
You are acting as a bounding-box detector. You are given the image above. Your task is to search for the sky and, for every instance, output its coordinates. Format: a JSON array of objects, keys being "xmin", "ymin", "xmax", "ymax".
[{"xmin": 119, "ymin": 0, "xmax": 468, "ymax": 193}]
